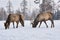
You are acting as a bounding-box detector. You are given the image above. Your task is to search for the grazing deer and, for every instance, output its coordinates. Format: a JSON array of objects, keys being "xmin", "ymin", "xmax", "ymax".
[
  {"xmin": 4, "ymin": 14, "xmax": 24, "ymax": 29},
  {"xmin": 32, "ymin": 11, "xmax": 54, "ymax": 28}
]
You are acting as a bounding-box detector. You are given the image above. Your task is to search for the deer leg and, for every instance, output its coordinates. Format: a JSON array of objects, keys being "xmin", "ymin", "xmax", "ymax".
[
  {"xmin": 13, "ymin": 22, "xmax": 15, "ymax": 28},
  {"xmin": 16, "ymin": 22, "xmax": 19, "ymax": 28},
  {"xmin": 39, "ymin": 21, "xmax": 42, "ymax": 28},
  {"xmin": 44, "ymin": 21, "xmax": 48, "ymax": 28},
  {"xmin": 50, "ymin": 20, "xmax": 54, "ymax": 28}
]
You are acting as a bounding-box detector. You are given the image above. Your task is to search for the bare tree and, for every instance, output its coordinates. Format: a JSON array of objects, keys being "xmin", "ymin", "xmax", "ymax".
[
  {"xmin": 6, "ymin": 0, "xmax": 13, "ymax": 14},
  {"xmin": 55, "ymin": 0, "xmax": 60, "ymax": 20},
  {"xmin": 31, "ymin": 9, "xmax": 39, "ymax": 19},
  {"xmin": 0, "ymin": 8, "xmax": 7, "ymax": 20},
  {"xmin": 16, "ymin": 8, "xmax": 21, "ymax": 14},
  {"xmin": 20, "ymin": 0, "xmax": 28, "ymax": 19},
  {"xmin": 34, "ymin": 0, "xmax": 53, "ymax": 12}
]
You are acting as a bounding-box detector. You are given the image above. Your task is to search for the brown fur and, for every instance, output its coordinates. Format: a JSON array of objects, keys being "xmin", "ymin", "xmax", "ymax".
[
  {"xmin": 32, "ymin": 11, "xmax": 54, "ymax": 28},
  {"xmin": 4, "ymin": 14, "xmax": 24, "ymax": 29}
]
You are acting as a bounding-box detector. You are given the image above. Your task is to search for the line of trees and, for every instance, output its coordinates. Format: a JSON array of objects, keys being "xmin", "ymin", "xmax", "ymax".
[
  {"xmin": 34, "ymin": 0, "xmax": 60, "ymax": 20},
  {"xmin": 0, "ymin": 0, "xmax": 60, "ymax": 20}
]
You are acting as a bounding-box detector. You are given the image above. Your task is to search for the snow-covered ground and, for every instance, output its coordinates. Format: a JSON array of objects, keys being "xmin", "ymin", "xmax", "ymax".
[{"xmin": 0, "ymin": 20, "xmax": 60, "ymax": 40}]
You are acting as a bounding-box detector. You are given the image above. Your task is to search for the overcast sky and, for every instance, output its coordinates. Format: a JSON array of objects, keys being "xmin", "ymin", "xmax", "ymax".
[{"xmin": 0, "ymin": 0, "xmax": 59, "ymax": 12}]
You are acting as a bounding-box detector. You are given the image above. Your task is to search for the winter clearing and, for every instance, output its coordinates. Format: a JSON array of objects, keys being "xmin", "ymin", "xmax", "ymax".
[{"xmin": 0, "ymin": 20, "xmax": 60, "ymax": 40}]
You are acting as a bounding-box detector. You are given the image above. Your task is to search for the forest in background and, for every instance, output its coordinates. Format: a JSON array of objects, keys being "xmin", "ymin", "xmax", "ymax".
[{"xmin": 0, "ymin": 0, "xmax": 60, "ymax": 20}]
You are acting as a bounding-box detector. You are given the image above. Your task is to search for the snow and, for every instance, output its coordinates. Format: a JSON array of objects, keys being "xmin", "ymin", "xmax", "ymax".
[{"xmin": 0, "ymin": 20, "xmax": 60, "ymax": 40}]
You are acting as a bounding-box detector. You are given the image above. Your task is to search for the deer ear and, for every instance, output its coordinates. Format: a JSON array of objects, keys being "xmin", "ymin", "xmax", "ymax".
[{"xmin": 31, "ymin": 22, "xmax": 33, "ymax": 24}]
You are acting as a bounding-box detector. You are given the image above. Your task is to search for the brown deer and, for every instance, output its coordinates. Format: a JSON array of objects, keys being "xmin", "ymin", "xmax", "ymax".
[
  {"xmin": 4, "ymin": 14, "xmax": 24, "ymax": 29},
  {"xmin": 32, "ymin": 11, "xmax": 54, "ymax": 28}
]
